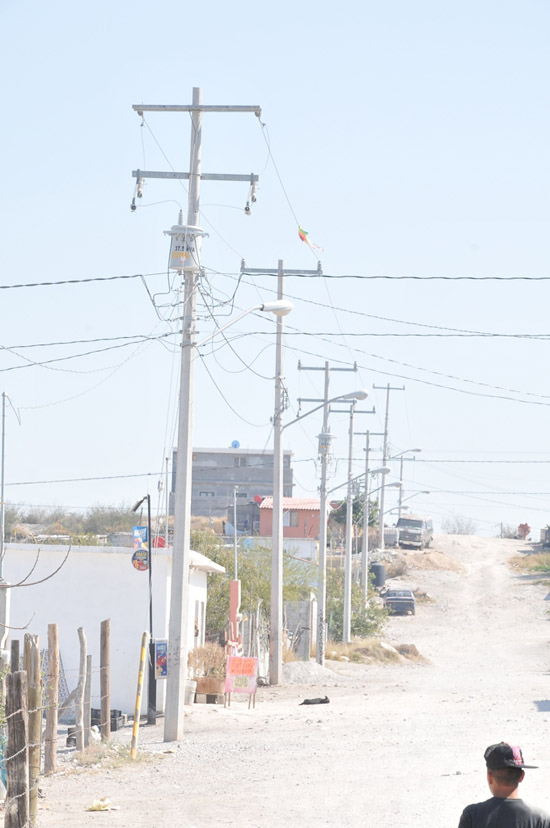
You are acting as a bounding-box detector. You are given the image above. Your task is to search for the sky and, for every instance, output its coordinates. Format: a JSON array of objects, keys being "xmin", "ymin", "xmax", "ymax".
[{"xmin": 1, "ymin": 0, "xmax": 550, "ymax": 537}]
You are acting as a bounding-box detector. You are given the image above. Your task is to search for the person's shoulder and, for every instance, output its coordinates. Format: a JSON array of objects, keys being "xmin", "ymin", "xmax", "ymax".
[
  {"xmin": 523, "ymin": 800, "xmax": 550, "ymax": 824},
  {"xmin": 459, "ymin": 798, "xmax": 494, "ymax": 826}
]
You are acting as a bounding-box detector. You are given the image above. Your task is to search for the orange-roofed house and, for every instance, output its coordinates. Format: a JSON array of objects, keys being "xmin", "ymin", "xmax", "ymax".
[{"xmin": 259, "ymin": 497, "xmax": 325, "ymax": 539}]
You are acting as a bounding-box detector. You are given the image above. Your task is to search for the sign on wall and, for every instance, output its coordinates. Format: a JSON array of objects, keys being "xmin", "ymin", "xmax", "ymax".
[
  {"xmin": 155, "ymin": 640, "xmax": 168, "ymax": 678},
  {"xmin": 132, "ymin": 526, "xmax": 149, "ymax": 572}
]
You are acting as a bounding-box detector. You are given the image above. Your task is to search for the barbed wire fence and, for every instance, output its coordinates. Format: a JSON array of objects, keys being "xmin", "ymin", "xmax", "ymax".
[{"xmin": 2, "ymin": 619, "xmax": 112, "ymax": 828}]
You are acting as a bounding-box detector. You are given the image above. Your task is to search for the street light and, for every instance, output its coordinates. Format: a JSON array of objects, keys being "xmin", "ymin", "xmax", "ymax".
[
  {"xmin": 273, "ymin": 388, "xmax": 369, "ymax": 672},
  {"xmin": 391, "ymin": 448, "xmax": 421, "ymax": 520},
  {"xmin": 131, "ymin": 494, "xmax": 155, "ymax": 725},
  {"xmin": 165, "ymin": 296, "xmax": 293, "ymax": 741}
]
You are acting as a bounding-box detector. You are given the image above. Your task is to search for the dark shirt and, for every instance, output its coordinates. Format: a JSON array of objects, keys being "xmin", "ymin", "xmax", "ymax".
[{"xmin": 459, "ymin": 797, "xmax": 550, "ymax": 828}]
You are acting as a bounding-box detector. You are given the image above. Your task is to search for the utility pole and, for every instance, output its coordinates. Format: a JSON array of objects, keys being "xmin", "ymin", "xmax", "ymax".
[
  {"xmin": 1, "ymin": 392, "xmax": 5, "ymax": 577},
  {"xmin": 233, "ymin": 485, "xmax": 238, "ymax": 579},
  {"xmin": 397, "ymin": 456, "xmax": 404, "ymax": 520},
  {"xmin": 297, "ymin": 362, "xmax": 366, "ymax": 659},
  {"xmin": 329, "ymin": 405, "xmax": 375, "ymax": 643},
  {"xmin": 373, "ymin": 384, "xmax": 405, "ymax": 551},
  {"xmin": 355, "ymin": 430, "xmax": 384, "ymax": 602},
  {"xmin": 132, "ymin": 89, "xmax": 261, "ymax": 741},
  {"xmin": 241, "ymin": 261, "xmax": 320, "ymax": 685}
]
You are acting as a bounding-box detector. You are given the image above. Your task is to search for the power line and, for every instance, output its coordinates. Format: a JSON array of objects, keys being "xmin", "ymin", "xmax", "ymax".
[
  {"xmin": 251, "ymin": 272, "xmax": 550, "ymax": 281},
  {"xmin": 0, "ymin": 272, "xmax": 166, "ymax": 290}
]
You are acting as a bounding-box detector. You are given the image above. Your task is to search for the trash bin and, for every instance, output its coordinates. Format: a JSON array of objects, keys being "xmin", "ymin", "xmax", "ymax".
[{"xmin": 370, "ymin": 562, "xmax": 386, "ymax": 588}]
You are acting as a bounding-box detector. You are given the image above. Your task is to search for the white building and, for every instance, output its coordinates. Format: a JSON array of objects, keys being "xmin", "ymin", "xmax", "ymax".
[{"xmin": 3, "ymin": 542, "xmax": 224, "ymax": 715}]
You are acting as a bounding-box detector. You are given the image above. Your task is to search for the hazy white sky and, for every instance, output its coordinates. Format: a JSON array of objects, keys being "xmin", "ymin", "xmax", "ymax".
[{"xmin": 1, "ymin": 0, "xmax": 549, "ymax": 536}]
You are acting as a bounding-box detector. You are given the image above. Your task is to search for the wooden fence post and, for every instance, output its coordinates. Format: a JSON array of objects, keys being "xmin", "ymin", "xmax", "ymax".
[
  {"xmin": 74, "ymin": 627, "xmax": 87, "ymax": 753},
  {"xmin": 9, "ymin": 640, "xmax": 19, "ymax": 673},
  {"xmin": 4, "ymin": 671, "xmax": 29, "ymax": 828},
  {"xmin": 23, "ymin": 634, "xmax": 41, "ymax": 828},
  {"xmin": 44, "ymin": 623, "xmax": 59, "ymax": 775},
  {"xmin": 84, "ymin": 655, "xmax": 92, "ymax": 748},
  {"xmin": 100, "ymin": 619, "xmax": 111, "ymax": 742}
]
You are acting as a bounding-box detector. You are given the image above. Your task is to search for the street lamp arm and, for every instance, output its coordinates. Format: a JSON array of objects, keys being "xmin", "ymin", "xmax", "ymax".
[
  {"xmin": 195, "ymin": 300, "xmax": 293, "ymax": 349},
  {"xmin": 282, "ymin": 389, "xmax": 369, "ymax": 432}
]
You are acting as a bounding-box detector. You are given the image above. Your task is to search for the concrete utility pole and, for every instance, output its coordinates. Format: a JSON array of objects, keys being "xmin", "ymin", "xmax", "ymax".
[
  {"xmin": 297, "ymin": 361, "xmax": 368, "ymax": 661},
  {"xmin": 132, "ymin": 89, "xmax": 261, "ymax": 741},
  {"xmin": 373, "ymin": 384, "xmax": 405, "ymax": 551},
  {"xmin": 328, "ymin": 404, "xmax": 375, "ymax": 643},
  {"xmin": 356, "ymin": 430, "xmax": 384, "ymax": 602},
  {"xmin": 241, "ymin": 261, "xmax": 320, "ymax": 685}
]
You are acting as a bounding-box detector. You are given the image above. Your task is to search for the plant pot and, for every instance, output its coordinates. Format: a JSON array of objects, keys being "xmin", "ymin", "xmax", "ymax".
[{"xmin": 195, "ymin": 676, "xmax": 225, "ymax": 700}]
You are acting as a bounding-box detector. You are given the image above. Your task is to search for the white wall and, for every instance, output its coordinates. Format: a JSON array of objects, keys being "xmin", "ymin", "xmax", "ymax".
[{"xmin": 3, "ymin": 543, "xmax": 208, "ymax": 715}]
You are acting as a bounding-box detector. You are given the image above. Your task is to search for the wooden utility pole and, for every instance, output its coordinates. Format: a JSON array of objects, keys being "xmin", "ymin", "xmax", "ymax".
[
  {"xmin": 74, "ymin": 627, "xmax": 87, "ymax": 753},
  {"xmin": 5, "ymin": 671, "xmax": 29, "ymax": 828},
  {"xmin": 44, "ymin": 623, "xmax": 59, "ymax": 775},
  {"xmin": 100, "ymin": 619, "xmax": 111, "ymax": 741},
  {"xmin": 23, "ymin": 634, "xmax": 41, "ymax": 828}
]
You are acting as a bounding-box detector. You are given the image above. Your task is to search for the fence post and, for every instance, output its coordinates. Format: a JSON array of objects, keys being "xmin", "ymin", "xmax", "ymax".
[
  {"xmin": 23, "ymin": 634, "xmax": 41, "ymax": 828},
  {"xmin": 44, "ymin": 623, "xmax": 59, "ymax": 775},
  {"xmin": 5, "ymin": 671, "xmax": 29, "ymax": 828},
  {"xmin": 74, "ymin": 628, "xmax": 87, "ymax": 753},
  {"xmin": 84, "ymin": 655, "xmax": 92, "ymax": 748},
  {"xmin": 100, "ymin": 619, "xmax": 111, "ymax": 742},
  {"xmin": 9, "ymin": 640, "xmax": 19, "ymax": 673}
]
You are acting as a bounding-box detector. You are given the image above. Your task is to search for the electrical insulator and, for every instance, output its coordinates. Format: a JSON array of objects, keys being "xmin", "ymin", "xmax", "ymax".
[{"xmin": 317, "ymin": 430, "xmax": 333, "ymax": 458}]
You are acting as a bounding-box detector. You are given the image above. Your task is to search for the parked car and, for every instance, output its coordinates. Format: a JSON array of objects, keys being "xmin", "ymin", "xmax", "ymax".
[
  {"xmin": 396, "ymin": 515, "xmax": 433, "ymax": 549},
  {"xmin": 383, "ymin": 588, "xmax": 416, "ymax": 615}
]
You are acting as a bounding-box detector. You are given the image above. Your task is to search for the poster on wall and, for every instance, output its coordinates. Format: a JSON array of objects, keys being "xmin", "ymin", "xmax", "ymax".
[
  {"xmin": 132, "ymin": 526, "xmax": 149, "ymax": 571},
  {"xmin": 155, "ymin": 640, "xmax": 168, "ymax": 678}
]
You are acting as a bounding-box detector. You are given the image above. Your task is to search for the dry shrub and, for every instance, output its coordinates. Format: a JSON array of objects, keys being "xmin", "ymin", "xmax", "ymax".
[
  {"xmin": 283, "ymin": 643, "xmax": 298, "ymax": 663},
  {"xmin": 510, "ymin": 552, "xmax": 550, "ymax": 573},
  {"xmin": 188, "ymin": 642, "xmax": 227, "ymax": 677}
]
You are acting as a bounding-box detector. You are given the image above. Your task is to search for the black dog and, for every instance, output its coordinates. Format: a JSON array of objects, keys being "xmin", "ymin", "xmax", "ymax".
[{"xmin": 299, "ymin": 696, "xmax": 330, "ymax": 705}]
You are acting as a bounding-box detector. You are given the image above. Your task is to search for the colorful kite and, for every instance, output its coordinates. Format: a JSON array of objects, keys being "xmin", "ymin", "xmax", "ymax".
[{"xmin": 298, "ymin": 226, "xmax": 323, "ymax": 251}]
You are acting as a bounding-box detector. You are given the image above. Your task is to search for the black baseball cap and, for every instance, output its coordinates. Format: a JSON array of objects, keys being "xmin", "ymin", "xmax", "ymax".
[{"xmin": 484, "ymin": 742, "xmax": 537, "ymax": 770}]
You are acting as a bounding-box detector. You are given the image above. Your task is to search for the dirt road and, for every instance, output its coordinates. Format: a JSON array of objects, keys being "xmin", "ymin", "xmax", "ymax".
[{"xmin": 35, "ymin": 535, "xmax": 550, "ymax": 827}]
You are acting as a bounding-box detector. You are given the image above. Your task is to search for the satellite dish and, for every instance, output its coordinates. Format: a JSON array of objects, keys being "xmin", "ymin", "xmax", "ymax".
[
  {"xmin": 231, "ymin": 440, "xmax": 240, "ymax": 449},
  {"xmin": 254, "ymin": 494, "xmax": 262, "ymax": 504}
]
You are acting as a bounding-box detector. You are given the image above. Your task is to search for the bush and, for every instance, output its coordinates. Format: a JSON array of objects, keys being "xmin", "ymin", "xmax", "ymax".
[
  {"xmin": 442, "ymin": 513, "xmax": 477, "ymax": 535},
  {"xmin": 326, "ymin": 569, "xmax": 387, "ymax": 641}
]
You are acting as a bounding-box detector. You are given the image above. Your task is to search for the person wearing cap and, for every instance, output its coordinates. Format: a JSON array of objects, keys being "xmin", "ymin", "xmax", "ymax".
[{"xmin": 458, "ymin": 742, "xmax": 550, "ymax": 827}]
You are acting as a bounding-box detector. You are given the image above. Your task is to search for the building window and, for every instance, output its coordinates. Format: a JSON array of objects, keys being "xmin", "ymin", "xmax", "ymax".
[
  {"xmin": 237, "ymin": 492, "xmax": 248, "ymax": 498},
  {"xmin": 234, "ymin": 457, "xmax": 247, "ymax": 467},
  {"xmin": 199, "ymin": 491, "xmax": 214, "ymax": 497},
  {"xmin": 290, "ymin": 511, "xmax": 299, "ymax": 527}
]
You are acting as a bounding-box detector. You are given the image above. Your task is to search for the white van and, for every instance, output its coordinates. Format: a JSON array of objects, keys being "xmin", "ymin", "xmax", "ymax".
[{"xmin": 396, "ymin": 515, "xmax": 433, "ymax": 549}]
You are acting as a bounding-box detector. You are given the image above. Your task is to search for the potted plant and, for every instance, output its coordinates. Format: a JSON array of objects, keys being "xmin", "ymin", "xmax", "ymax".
[{"xmin": 188, "ymin": 643, "xmax": 227, "ymax": 700}]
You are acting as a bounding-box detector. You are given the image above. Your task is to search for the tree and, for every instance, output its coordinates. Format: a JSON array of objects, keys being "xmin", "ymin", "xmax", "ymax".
[
  {"xmin": 191, "ymin": 530, "xmax": 313, "ymax": 639},
  {"xmin": 325, "ymin": 568, "xmax": 387, "ymax": 640},
  {"xmin": 442, "ymin": 513, "xmax": 477, "ymax": 535}
]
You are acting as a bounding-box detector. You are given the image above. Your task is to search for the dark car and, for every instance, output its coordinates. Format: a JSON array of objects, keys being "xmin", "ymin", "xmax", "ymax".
[{"xmin": 383, "ymin": 588, "xmax": 416, "ymax": 615}]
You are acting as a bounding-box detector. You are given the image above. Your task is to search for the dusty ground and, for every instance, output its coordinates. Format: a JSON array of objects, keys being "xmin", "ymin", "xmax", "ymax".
[{"xmin": 34, "ymin": 535, "xmax": 550, "ymax": 827}]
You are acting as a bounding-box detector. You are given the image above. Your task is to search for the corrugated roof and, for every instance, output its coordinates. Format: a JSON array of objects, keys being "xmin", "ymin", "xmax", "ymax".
[{"xmin": 260, "ymin": 497, "xmax": 321, "ymax": 511}]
